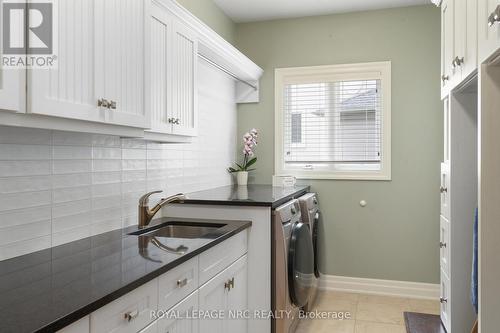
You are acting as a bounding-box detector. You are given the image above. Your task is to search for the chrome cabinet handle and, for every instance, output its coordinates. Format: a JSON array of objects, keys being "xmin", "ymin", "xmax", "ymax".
[
  {"xmin": 488, "ymin": 5, "xmax": 500, "ymax": 27},
  {"xmin": 452, "ymin": 56, "xmax": 464, "ymax": 68},
  {"xmin": 440, "ymin": 242, "xmax": 447, "ymax": 248},
  {"xmin": 98, "ymin": 98, "xmax": 110, "ymax": 108},
  {"xmin": 224, "ymin": 277, "xmax": 235, "ymax": 291},
  {"xmin": 124, "ymin": 309, "xmax": 139, "ymax": 322},
  {"xmin": 168, "ymin": 118, "xmax": 180, "ymax": 124},
  {"xmin": 177, "ymin": 278, "xmax": 188, "ymax": 288},
  {"xmin": 441, "ymin": 75, "xmax": 449, "ymax": 82},
  {"xmin": 440, "ymin": 186, "xmax": 448, "ymax": 193},
  {"xmin": 440, "ymin": 297, "xmax": 448, "ymax": 304}
]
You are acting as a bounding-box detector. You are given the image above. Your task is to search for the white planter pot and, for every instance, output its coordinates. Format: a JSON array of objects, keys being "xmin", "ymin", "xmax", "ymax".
[{"xmin": 236, "ymin": 171, "xmax": 248, "ymax": 186}]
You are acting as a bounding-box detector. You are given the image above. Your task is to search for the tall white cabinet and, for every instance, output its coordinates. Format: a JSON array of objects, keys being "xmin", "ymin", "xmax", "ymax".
[
  {"xmin": 438, "ymin": 0, "xmax": 500, "ymax": 330},
  {"xmin": 440, "ymin": 91, "xmax": 477, "ymax": 333}
]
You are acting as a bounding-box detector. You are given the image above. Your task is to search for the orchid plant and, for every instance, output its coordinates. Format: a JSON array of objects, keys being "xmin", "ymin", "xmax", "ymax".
[{"xmin": 228, "ymin": 128, "xmax": 258, "ymax": 173}]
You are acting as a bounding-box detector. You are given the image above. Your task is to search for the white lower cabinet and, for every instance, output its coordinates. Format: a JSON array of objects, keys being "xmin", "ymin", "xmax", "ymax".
[
  {"xmin": 440, "ymin": 269, "xmax": 451, "ymax": 331},
  {"xmin": 199, "ymin": 254, "xmax": 248, "ymax": 333},
  {"xmin": 157, "ymin": 291, "xmax": 199, "ymax": 333},
  {"xmin": 59, "ymin": 232, "xmax": 249, "ymax": 333}
]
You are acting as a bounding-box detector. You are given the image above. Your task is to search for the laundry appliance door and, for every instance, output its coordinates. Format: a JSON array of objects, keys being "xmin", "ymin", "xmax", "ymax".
[{"xmin": 288, "ymin": 222, "xmax": 314, "ymax": 307}]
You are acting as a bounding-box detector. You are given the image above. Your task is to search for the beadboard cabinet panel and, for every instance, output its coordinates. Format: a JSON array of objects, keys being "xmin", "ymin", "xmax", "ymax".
[
  {"xmin": 171, "ymin": 21, "xmax": 198, "ymax": 137},
  {"xmin": 29, "ymin": 0, "xmax": 148, "ymax": 128},
  {"xmin": 479, "ymin": 0, "xmax": 500, "ymax": 62}
]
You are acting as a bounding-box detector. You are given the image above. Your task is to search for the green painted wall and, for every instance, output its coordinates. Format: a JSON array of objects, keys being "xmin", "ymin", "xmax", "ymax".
[
  {"xmin": 235, "ymin": 6, "xmax": 443, "ymax": 283},
  {"xmin": 176, "ymin": 0, "xmax": 236, "ymax": 44}
]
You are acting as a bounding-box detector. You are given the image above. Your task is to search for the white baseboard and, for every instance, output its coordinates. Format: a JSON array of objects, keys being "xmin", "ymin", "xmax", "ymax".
[{"xmin": 319, "ymin": 274, "xmax": 440, "ymax": 300}]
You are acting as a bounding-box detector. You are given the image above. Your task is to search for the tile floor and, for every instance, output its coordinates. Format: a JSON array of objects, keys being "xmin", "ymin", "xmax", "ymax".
[{"xmin": 296, "ymin": 291, "xmax": 440, "ymax": 333}]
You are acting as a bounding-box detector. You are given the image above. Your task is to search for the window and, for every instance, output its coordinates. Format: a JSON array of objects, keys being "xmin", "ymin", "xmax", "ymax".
[{"xmin": 275, "ymin": 62, "xmax": 391, "ymax": 180}]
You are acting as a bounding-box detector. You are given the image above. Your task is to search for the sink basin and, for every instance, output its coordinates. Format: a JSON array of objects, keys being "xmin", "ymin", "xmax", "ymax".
[{"xmin": 129, "ymin": 221, "xmax": 226, "ymax": 239}]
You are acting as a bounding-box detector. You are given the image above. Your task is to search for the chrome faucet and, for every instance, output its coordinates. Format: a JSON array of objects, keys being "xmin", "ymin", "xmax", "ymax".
[{"xmin": 138, "ymin": 191, "xmax": 186, "ymax": 228}]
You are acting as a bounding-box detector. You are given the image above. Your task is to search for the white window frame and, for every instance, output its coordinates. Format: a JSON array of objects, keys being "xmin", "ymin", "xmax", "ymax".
[{"xmin": 275, "ymin": 61, "xmax": 391, "ymax": 180}]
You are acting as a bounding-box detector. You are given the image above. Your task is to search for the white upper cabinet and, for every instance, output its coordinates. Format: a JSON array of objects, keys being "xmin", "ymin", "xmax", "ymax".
[
  {"xmin": 149, "ymin": 1, "xmax": 174, "ymax": 135},
  {"xmin": 0, "ymin": 68, "xmax": 24, "ymax": 113},
  {"xmin": 479, "ymin": 0, "xmax": 500, "ymax": 62},
  {"xmin": 461, "ymin": 0, "xmax": 478, "ymax": 79},
  {"xmin": 171, "ymin": 20, "xmax": 198, "ymax": 136},
  {"xmin": 441, "ymin": 0, "xmax": 455, "ymax": 97},
  {"xmin": 441, "ymin": 0, "xmax": 478, "ymax": 98},
  {"xmin": 147, "ymin": 1, "xmax": 198, "ymax": 139},
  {"xmin": 29, "ymin": 0, "xmax": 148, "ymax": 128},
  {"xmin": 95, "ymin": 0, "xmax": 150, "ymax": 128}
]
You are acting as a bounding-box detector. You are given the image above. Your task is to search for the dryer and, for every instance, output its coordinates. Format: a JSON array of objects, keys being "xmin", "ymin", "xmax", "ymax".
[
  {"xmin": 298, "ymin": 193, "xmax": 321, "ymax": 312},
  {"xmin": 272, "ymin": 199, "xmax": 314, "ymax": 333}
]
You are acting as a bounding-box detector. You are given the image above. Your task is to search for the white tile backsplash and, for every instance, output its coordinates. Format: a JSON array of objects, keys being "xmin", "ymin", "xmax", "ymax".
[{"xmin": 0, "ymin": 60, "xmax": 236, "ymax": 260}]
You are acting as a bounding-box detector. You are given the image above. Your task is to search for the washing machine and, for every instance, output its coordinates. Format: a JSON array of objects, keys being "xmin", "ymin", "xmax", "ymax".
[
  {"xmin": 272, "ymin": 199, "xmax": 314, "ymax": 333},
  {"xmin": 298, "ymin": 193, "xmax": 321, "ymax": 312}
]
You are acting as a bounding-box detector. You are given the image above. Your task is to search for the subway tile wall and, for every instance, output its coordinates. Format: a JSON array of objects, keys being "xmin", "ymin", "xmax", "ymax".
[
  {"xmin": 0, "ymin": 59, "xmax": 237, "ymax": 261},
  {"xmin": 0, "ymin": 125, "xmax": 236, "ymax": 260}
]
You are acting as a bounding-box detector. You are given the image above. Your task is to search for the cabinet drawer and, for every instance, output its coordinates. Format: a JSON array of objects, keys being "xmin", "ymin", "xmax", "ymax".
[
  {"xmin": 440, "ymin": 163, "xmax": 450, "ymax": 219},
  {"xmin": 440, "ymin": 216, "xmax": 451, "ymax": 276},
  {"xmin": 157, "ymin": 290, "xmax": 199, "ymax": 333},
  {"xmin": 57, "ymin": 316, "xmax": 89, "ymax": 333},
  {"xmin": 90, "ymin": 279, "xmax": 158, "ymax": 333},
  {"xmin": 158, "ymin": 256, "xmax": 198, "ymax": 312},
  {"xmin": 440, "ymin": 269, "xmax": 450, "ymax": 332},
  {"xmin": 199, "ymin": 231, "xmax": 248, "ymax": 285}
]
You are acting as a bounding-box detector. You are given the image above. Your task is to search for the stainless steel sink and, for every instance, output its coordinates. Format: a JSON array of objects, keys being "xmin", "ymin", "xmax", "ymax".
[{"xmin": 129, "ymin": 222, "xmax": 226, "ymax": 239}]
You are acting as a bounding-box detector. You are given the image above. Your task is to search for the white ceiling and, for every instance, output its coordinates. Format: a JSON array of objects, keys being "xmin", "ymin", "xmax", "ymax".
[{"xmin": 213, "ymin": 0, "xmax": 430, "ymax": 23}]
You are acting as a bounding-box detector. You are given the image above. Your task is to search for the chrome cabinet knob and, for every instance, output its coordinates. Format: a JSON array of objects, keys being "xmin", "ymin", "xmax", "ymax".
[
  {"xmin": 441, "ymin": 75, "xmax": 449, "ymax": 82},
  {"xmin": 98, "ymin": 98, "xmax": 110, "ymax": 108},
  {"xmin": 452, "ymin": 56, "xmax": 464, "ymax": 68},
  {"xmin": 488, "ymin": 5, "xmax": 500, "ymax": 27},
  {"xmin": 440, "ymin": 297, "xmax": 448, "ymax": 304},
  {"xmin": 440, "ymin": 186, "xmax": 448, "ymax": 193},
  {"xmin": 440, "ymin": 242, "xmax": 447, "ymax": 248},
  {"xmin": 109, "ymin": 100, "xmax": 117, "ymax": 110},
  {"xmin": 174, "ymin": 118, "xmax": 180, "ymax": 125}
]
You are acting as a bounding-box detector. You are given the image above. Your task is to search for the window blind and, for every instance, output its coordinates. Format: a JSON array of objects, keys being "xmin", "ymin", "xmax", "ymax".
[{"xmin": 283, "ymin": 79, "xmax": 382, "ymax": 169}]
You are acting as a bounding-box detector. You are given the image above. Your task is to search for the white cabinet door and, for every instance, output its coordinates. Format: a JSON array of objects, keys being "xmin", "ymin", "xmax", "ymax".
[
  {"xmin": 439, "ymin": 215, "xmax": 451, "ymax": 277},
  {"xmin": 0, "ymin": 68, "xmax": 23, "ymax": 113},
  {"xmin": 461, "ymin": 0, "xmax": 477, "ymax": 79},
  {"xmin": 199, "ymin": 255, "xmax": 248, "ymax": 333},
  {"xmin": 148, "ymin": 1, "xmax": 174, "ymax": 134},
  {"xmin": 171, "ymin": 21, "xmax": 198, "ymax": 137},
  {"xmin": 225, "ymin": 255, "xmax": 248, "ymax": 333},
  {"xmin": 157, "ymin": 291, "xmax": 199, "ymax": 333},
  {"xmin": 29, "ymin": 0, "xmax": 148, "ymax": 128},
  {"xmin": 29, "ymin": 0, "xmax": 100, "ymax": 121},
  {"xmin": 441, "ymin": 0, "xmax": 455, "ymax": 98},
  {"xmin": 479, "ymin": 0, "xmax": 500, "ymax": 62},
  {"xmin": 440, "ymin": 163, "xmax": 451, "ymax": 220},
  {"xmin": 0, "ymin": 0, "xmax": 24, "ymax": 113},
  {"xmin": 95, "ymin": 0, "xmax": 149, "ymax": 128},
  {"xmin": 440, "ymin": 269, "xmax": 451, "ymax": 332}
]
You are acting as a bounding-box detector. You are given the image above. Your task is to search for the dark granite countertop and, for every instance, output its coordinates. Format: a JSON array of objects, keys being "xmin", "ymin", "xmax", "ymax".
[
  {"xmin": 0, "ymin": 217, "xmax": 251, "ymax": 333},
  {"xmin": 183, "ymin": 185, "xmax": 310, "ymax": 208}
]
